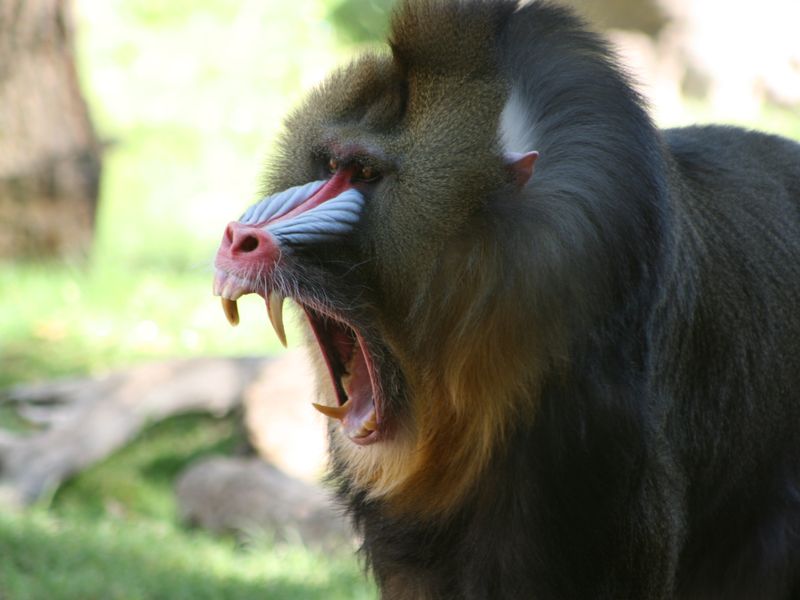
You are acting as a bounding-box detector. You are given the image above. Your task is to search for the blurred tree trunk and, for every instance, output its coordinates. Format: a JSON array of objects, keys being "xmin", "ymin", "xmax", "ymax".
[{"xmin": 0, "ymin": 0, "xmax": 101, "ymax": 260}]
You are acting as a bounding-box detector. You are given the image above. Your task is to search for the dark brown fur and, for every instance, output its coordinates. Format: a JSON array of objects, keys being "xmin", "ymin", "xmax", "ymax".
[{"xmin": 247, "ymin": 1, "xmax": 800, "ymax": 597}]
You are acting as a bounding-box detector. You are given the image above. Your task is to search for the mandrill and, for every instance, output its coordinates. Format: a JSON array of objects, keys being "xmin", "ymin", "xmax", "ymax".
[{"xmin": 212, "ymin": 1, "xmax": 800, "ymax": 598}]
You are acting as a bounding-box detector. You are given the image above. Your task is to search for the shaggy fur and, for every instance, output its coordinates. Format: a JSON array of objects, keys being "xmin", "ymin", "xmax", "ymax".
[{"xmin": 250, "ymin": 1, "xmax": 800, "ymax": 597}]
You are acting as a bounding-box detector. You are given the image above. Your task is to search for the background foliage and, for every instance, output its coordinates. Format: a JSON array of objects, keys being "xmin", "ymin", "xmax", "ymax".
[{"xmin": 0, "ymin": 0, "xmax": 392, "ymax": 597}]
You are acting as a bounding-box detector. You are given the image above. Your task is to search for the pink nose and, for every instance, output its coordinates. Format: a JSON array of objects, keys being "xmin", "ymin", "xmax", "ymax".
[{"xmin": 216, "ymin": 221, "xmax": 279, "ymax": 268}]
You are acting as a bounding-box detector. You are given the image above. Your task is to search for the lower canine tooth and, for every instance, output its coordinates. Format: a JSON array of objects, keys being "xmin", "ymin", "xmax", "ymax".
[
  {"xmin": 221, "ymin": 298, "xmax": 239, "ymax": 326},
  {"xmin": 312, "ymin": 400, "xmax": 350, "ymax": 421},
  {"xmin": 362, "ymin": 412, "xmax": 377, "ymax": 432}
]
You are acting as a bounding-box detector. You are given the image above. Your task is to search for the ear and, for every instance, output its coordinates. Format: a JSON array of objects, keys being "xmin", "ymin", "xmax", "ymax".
[{"xmin": 505, "ymin": 151, "xmax": 539, "ymax": 189}]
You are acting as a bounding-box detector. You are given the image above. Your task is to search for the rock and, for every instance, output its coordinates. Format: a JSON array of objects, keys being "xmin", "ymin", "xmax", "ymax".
[
  {"xmin": 243, "ymin": 347, "xmax": 329, "ymax": 482},
  {"xmin": 175, "ymin": 456, "xmax": 353, "ymax": 550}
]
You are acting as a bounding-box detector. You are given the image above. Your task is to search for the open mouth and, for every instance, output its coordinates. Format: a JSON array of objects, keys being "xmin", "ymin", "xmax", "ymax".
[
  {"xmin": 213, "ymin": 270, "xmax": 383, "ymax": 446},
  {"xmin": 304, "ymin": 307, "xmax": 381, "ymax": 444}
]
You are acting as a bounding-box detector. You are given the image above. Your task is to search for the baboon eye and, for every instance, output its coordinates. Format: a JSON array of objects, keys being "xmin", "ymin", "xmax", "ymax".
[
  {"xmin": 355, "ymin": 164, "xmax": 380, "ymax": 182},
  {"xmin": 327, "ymin": 157, "xmax": 339, "ymax": 173}
]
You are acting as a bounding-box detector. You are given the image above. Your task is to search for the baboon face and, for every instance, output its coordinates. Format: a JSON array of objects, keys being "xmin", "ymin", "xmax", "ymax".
[{"xmin": 213, "ymin": 3, "xmax": 535, "ymax": 510}]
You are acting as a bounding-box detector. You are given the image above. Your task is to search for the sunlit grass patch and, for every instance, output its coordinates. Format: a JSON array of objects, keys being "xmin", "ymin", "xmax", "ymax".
[{"xmin": 0, "ymin": 509, "xmax": 375, "ymax": 600}]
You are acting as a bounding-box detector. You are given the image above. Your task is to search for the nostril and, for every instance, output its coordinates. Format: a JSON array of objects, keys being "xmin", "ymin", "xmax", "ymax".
[
  {"xmin": 239, "ymin": 235, "xmax": 259, "ymax": 253},
  {"xmin": 224, "ymin": 223, "xmax": 277, "ymax": 260}
]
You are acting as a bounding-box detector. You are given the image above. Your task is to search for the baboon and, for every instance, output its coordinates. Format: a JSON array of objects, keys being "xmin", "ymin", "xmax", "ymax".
[{"xmin": 214, "ymin": 1, "xmax": 800, "ymax": 597}]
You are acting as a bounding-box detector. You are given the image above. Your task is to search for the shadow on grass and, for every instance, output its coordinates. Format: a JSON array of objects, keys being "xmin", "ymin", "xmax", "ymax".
[{"xmin": 0, "ymin": 510, "xmax": 375, "ymax": 600}]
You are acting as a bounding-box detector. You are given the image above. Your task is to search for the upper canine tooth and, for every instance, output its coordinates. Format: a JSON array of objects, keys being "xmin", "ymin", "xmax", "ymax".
[
  {"xmin": 267, "ymin": 291, "xmax": 288, "ymax": 347},
  {"xmin": 340, "ymin": 372, "xmax": 353, "ymax": 392},
  {"xmin": 221, "ymin": 281, "xmax": 244, "ymax": 301},
  {"xmin": 221, "ymin": 297, "xmax": 240, "ymax": 326}
]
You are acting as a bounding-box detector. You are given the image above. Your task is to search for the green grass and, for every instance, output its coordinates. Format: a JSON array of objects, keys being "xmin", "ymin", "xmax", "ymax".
[
  {"xmin": 0, "ymin": 413, "xmax": 375, "ymax": 599},
  {"xmin": 0, "ymin": 409, "xmax": 376, "ymax": 598},
  {"xmin": 0, "ymin": 510, "xmax": 374, "ymax": 600},
  {"xmin": 51, "ymin": 413, "xmax": 241, "ymax": 520},
  {"xmin": 0, "ymin": 259, "xmax": 301, "ymax": 388},
  {"xmin": 0, "ymin": 1, "xmax": 379, "ymax": 597}
]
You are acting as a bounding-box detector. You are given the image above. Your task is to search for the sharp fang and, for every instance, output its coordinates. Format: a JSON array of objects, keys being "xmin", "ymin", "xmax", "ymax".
[
  {"xmin": 221, "ymin": 297, "xmax": 239, "ymax": 326},
  {"xmin": 312, "ymin": 400, "xmax": 351, "ymax": 421},
  {"xmin": 267, "ymin": 291, "xmax": 288, "ymax": 347}
]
